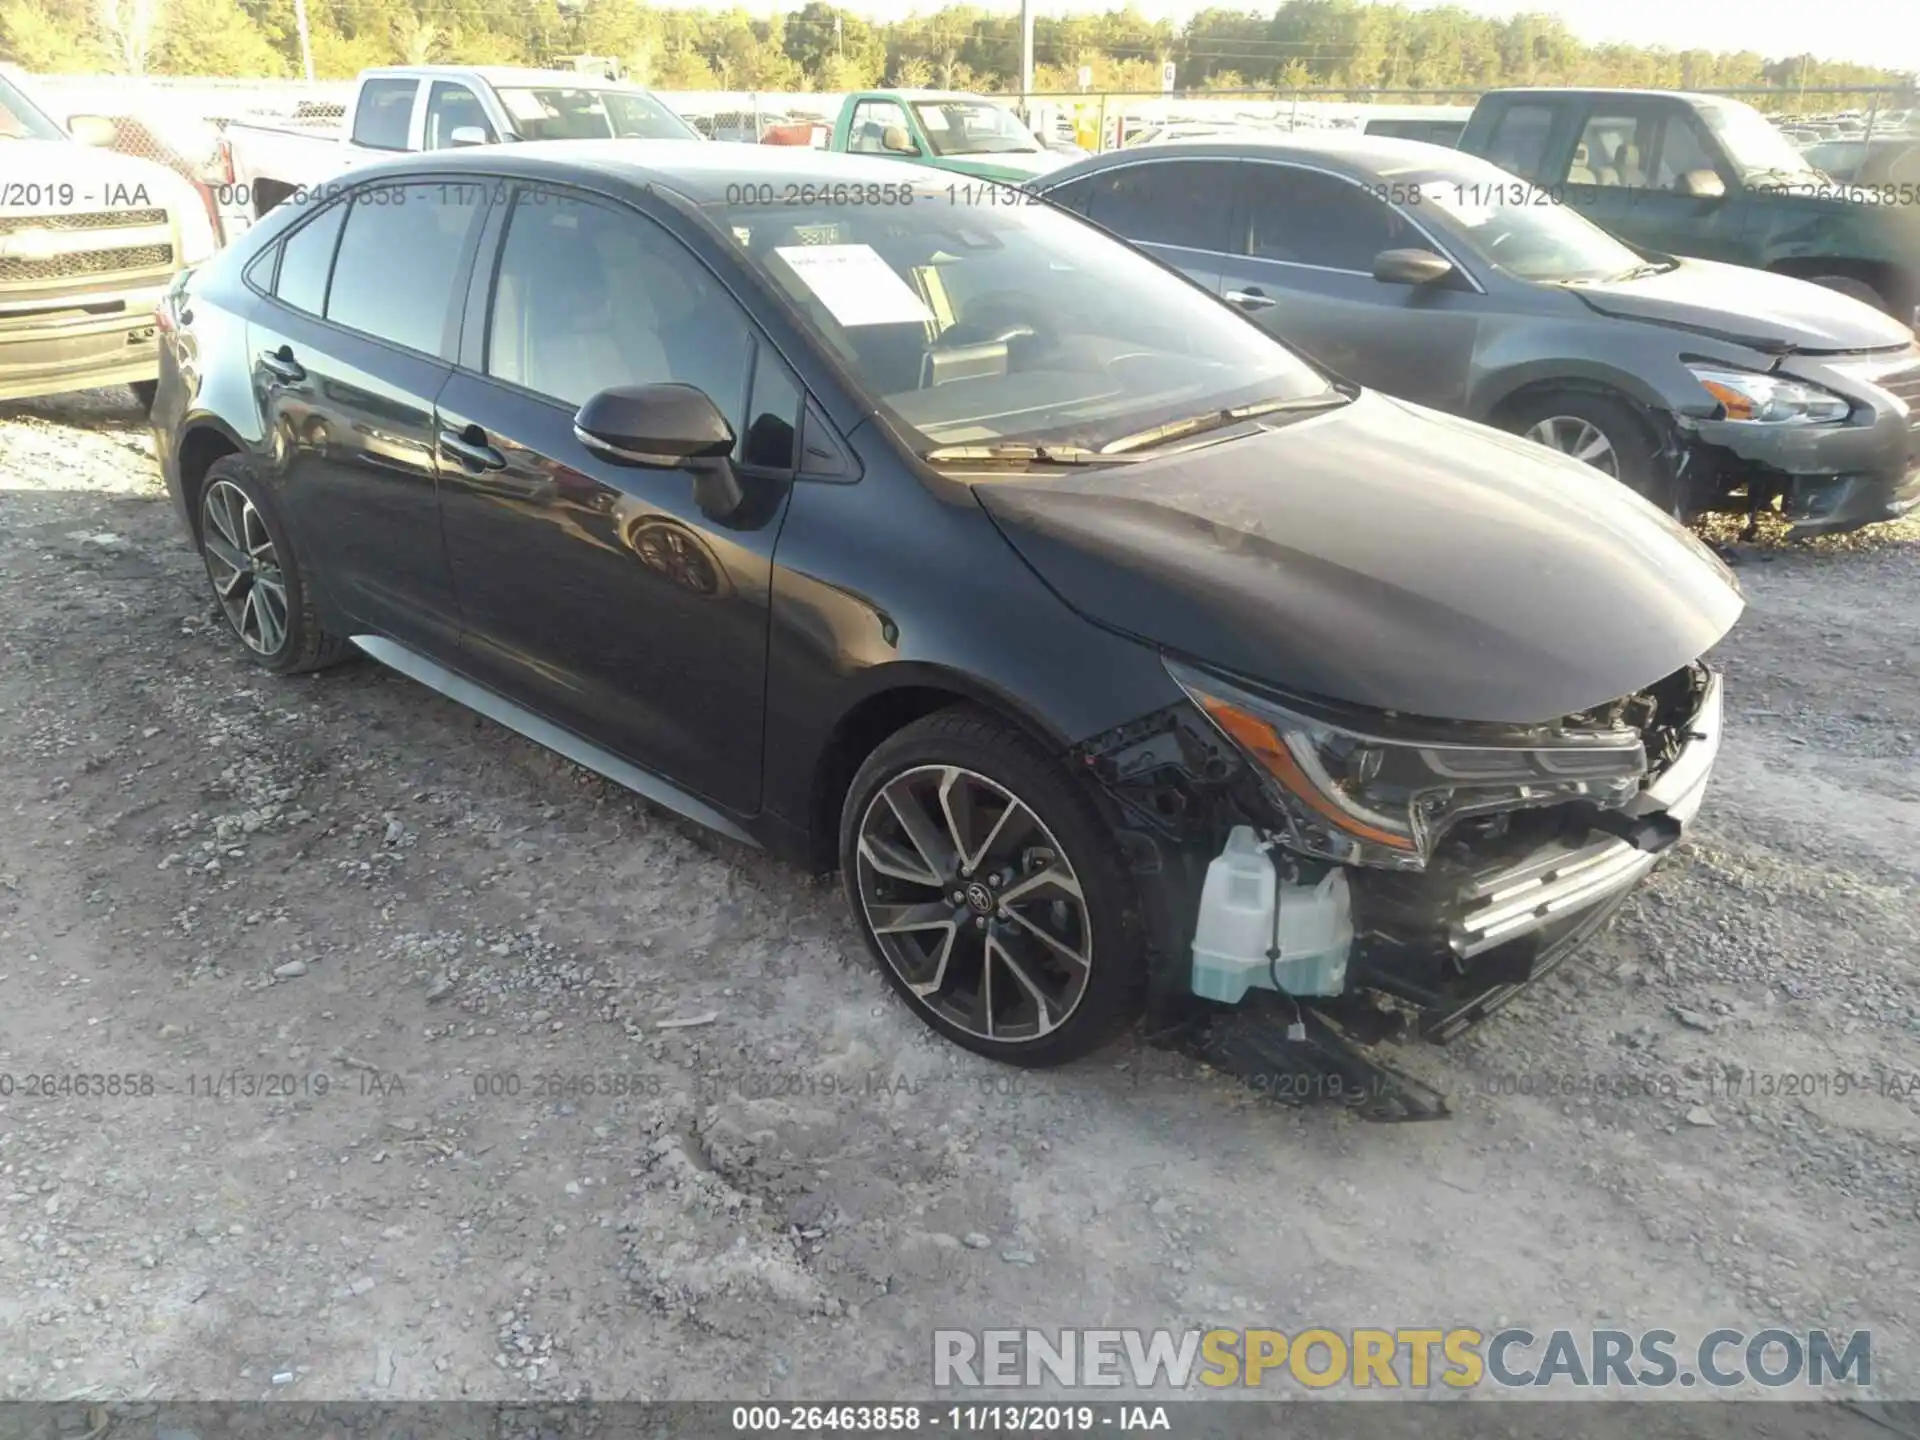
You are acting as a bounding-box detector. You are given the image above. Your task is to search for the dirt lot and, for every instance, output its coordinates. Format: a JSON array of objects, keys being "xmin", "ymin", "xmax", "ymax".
[{"xmin": 0, "ymin": 388, "xmax": 1916, "ymax": 1408}]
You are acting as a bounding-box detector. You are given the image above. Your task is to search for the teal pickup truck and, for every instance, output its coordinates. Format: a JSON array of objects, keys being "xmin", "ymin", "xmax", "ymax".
[
  {"xmin": 824, "ymin": 89, "xmax": 1070, "ymax": 184},
  {"xmin": 1457, "ymin": 88, "xmax": 1920, "ymax": 327}
]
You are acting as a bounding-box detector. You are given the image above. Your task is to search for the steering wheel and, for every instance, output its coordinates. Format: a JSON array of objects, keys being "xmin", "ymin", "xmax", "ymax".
[{"xmin": 938, "ymin": 290, "xmax": 1047, "ymax": 349}]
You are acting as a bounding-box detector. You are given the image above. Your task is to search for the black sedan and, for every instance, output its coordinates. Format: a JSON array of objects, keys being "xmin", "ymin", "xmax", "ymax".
[
  {"xmin": 151, "ymin": 142, "xmax": 1742, "ymax": 1070},
  {"xmin": 1032, "ymin": 137, "xmax": 1920, "ymax": 537}
]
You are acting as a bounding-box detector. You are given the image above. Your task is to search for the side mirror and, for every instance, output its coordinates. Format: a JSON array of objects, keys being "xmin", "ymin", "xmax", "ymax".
[
  {"xmin": 1372, "ymin": 248, "xmax": 1456, "ymax": 286},
  {"xmin": 881, "ymin": 124, "xmax": 918, "ymax": 155},
  {"xmin": 573, "ymin": 383, "xmax": 744, "ymax": 519},
  {"xmin": 448, "ymin": 125, "xmax": 490, "ymax": 147},
  {"xmin": 1679, "ymin": 169, "xmax": 1727, "ymax": 198},
  {"xmin": 68, "ymin": 114, "xmax": 117, "ymax": 147}
]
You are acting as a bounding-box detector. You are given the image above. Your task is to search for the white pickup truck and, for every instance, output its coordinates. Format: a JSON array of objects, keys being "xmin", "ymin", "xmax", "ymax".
[
  {"xmin": 221, "ymin": 65, "xmax": 703, "ymax": 222},
  {"xmin": 0, "ymin": 65, "xmax": 218, "ymax": 405}
]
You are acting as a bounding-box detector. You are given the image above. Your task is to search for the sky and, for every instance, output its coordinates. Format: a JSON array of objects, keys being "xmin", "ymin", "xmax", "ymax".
[{"xmin": 822, "ymin": 0, "xmax": 1918, "ymax": 75}]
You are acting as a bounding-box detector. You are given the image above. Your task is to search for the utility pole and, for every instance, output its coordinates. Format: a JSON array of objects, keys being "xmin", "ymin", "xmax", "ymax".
[
  {"xmin": 292, "ymin": 0, "xmax": 315, "ymax": 82},
  {"xmin": 1020, "ymin": 0, "xmax": 1034, "ymax": 108}
]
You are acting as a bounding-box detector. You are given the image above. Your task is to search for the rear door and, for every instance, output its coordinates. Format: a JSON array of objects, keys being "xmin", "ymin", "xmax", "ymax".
[
  {"xmin": 433, "ymin": 183, "xmax": 798, "ymax": 813},
  {"xmin": 1045, "ymin": 158, "xmax": 1240, "ymax": 295},
  {"xmin": 247, "ymin": 179, "xmax": 487, "ymax": 655},
  {"xmin": 1216, "ymin": 162, "xmax": 1483, "ymax": 410}
]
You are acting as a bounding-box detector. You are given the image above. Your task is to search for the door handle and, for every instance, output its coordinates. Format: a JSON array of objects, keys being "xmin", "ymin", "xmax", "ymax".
[
  {"xmin": 1225, "ymin": 287, "xmax": 1277, "ymax": 311},
  {"xmin": 439, "ymin": 425, "xmax": 506, "ymax": 472},
  {"xmin": 259, "ymin": 344, "xmax": 305, "ymax": 382}
]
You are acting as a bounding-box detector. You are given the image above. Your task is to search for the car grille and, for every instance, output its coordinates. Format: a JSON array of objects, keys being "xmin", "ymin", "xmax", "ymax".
[
  {"xmin": 1878, "ymin": 362, "xmax": 1920, "ymax": 417},
  {"xmin": 0, "ymin": 208, "xmax": 169, "ymax": 234},
  {"xmin": 0, "ymin": 243, "xmax": 174, "ymax": 283}
]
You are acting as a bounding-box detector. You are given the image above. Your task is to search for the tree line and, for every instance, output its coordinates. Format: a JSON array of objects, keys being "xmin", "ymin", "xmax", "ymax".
[{"xmin": 3, "ymin": 0, "xmax": 1906, "ymax": 102}]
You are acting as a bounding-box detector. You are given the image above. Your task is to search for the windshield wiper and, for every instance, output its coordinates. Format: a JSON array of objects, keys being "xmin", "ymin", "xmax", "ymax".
[
  {"xmin": 1097, "ymin": 392, "xmax": 1350, "ymax": 456},
  {"xmin": 1608, "ymin": 260, "xmax": 1674, "ymax": 282},
  {"xmin": 918, "ymin": 441, "xmax": 1146, "ymax": 466}
]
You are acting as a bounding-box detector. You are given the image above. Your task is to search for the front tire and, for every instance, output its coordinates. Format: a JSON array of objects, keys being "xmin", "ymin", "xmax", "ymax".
[
  {"xmin": 1503, "ymin": 389, "xmax": 1684, "ymax": 518},
  {"xmin": 839, "ymin": 706, "xmax": 1143, "ymax": 1067},
  {"xmin": 196, "ymin": 455, "xmax": 349, "ymax": 675}
]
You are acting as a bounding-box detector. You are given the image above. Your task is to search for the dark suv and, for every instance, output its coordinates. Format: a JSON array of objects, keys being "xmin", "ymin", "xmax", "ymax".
[{"xmin": 152, "ymin": 143, "xmax": 1741, "ymax": 1070}]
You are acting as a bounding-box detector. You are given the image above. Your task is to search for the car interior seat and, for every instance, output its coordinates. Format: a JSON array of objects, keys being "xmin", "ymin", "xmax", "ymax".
[
  {"xmin": 1568, "ymin": 141, "xmax": 1597, "ymax": 184},
  {"xmin": 507, "ymin": 228, "xmax": 668, "ymax": 407},
  {"xmin": 1614, "ymin": 140, "xmax": 1646, "ymax": 186}
]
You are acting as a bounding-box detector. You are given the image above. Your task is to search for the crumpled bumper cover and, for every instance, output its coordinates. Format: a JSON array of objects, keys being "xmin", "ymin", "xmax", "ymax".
[{"xmin": 1451, "ymin": 671, "xmax": 1723, "ymax": 961}]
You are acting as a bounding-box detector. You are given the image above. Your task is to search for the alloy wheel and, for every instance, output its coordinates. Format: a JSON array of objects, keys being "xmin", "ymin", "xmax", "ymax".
[
  {"xmin": 200, "ymin": 479, "xmax": 289, "ymax": 656},
  {"xmin": 1524, "ymin": 415, "xmax": 1620, "ymax": 477},
  {"xmin": 854, "ymin": 764, "xmax": 1094, "ymax": 1044}
]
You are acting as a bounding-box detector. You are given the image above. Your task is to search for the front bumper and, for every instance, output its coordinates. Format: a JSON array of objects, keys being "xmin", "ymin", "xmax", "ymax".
[
  {"xmin": 1453, "ymin": 672, "xmax": 1723, "ymax": 959},
  {"xmin": 0, "ymin": 282, "xmax": 169, "ymax": 402},
  {"xmin": 1684, "ymin": 354, "xmax": 1920, "ymax": 536}
]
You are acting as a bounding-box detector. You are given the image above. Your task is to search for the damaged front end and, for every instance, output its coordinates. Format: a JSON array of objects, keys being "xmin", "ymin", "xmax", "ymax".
[{"xmin": 1075, "ymin": 658, "xmax": 1725, "ymax": 1118}]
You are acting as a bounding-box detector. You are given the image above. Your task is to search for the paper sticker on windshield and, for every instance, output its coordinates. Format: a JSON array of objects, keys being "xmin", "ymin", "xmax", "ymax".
[{"xmin": 773, "ymin": 244, "xmax": 933, "ymax": 327}]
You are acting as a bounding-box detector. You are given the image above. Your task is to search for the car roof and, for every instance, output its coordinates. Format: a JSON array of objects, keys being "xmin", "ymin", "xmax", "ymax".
[
  {"xmin": 364, "ymin": 65, "xmax": 648, "ymax": 88},
  {"xmin": 1037, "ymin": 132, "xmax": 1500, "ymax": 182},
  {"xmin": 342, "ymin": 138, "xmax": 985, "ymax": 200}
]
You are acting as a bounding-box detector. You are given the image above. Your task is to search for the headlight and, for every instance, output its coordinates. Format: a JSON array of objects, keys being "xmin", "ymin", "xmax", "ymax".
[
  {"xmin": 1166, "ymin": 659, "xmax": 1649, "ymax": 872},
  {"xmin": 1688, "ymin": 365, "xmax": 1849, "ymax": 424}
]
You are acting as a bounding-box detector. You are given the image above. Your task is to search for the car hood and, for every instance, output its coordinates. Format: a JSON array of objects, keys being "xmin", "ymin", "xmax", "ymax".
[
  {"xmin": 1565, "ymin": 257, "xmax": 1912, "ymax": 354},
  {"xmin": 0, "ymin": 137, "xmax": 199, "ymax": 217},
  {"xmin": 971, "ymin": 392, "xmax": 1744, "ymax": 725}
]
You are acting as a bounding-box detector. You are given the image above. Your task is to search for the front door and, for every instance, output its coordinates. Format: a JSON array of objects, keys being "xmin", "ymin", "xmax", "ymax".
[
  {"xmin": 1217, "ymin": 162, "xmax": 1483, "ymax": 411},
  {"xmin": 247, "ymin": 181, "xmax": 486, "ymax": 654},
  {"xmin": 1559, "ymin": 102, "xmax": 1748, "ymax": 261},
  {"xmin": 434, "ymin": 185, "xmax": 799, "ymax": 815},
  {"xmin": 1050, "ymin": 158, "xmax": 1240, "ymax": 296}
]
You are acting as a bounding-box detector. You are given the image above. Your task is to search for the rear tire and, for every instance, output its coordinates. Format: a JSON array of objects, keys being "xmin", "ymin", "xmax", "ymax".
[
  {"xmin": 130, "ymin": 379, "xmax": 157, "ymax": 413},
  {"xmin": 1502, "ymin": 389, "xmax": 1684, "ymax": 518},
  {"xmin": 839, "ymin": 706, "xmax": 1144, "ymax": 1068},
  {"xmin": 196, "ymin": 455, "xmax": 350, "ymax": 675}
]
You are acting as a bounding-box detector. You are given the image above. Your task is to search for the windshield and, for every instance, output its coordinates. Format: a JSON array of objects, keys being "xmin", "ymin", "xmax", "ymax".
[
  {"xmin": 710, "ymin": 178, "xmax": 1330, "ymax": 452},
  {"xmin": 1413, "ymin": 168, "xmax": 1646, "ymax": 283},
  {"xmin": 495, "ymin": 87, "xmax": 696, "ymax": 142},
  {"xmin": 1697, "ymin": 101, "xmax": 1822, "ymax": 182},
  {"xmin": 0, "ymin": 72, "xmax": 66, "ymax": 140},
  {"xmin": 911, "ymin": 101, "xmax": 1039, "ymax": 158}
]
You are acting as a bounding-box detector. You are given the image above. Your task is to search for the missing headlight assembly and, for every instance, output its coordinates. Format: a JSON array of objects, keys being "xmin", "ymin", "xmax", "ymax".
[{"xmin": 1078, "ymin": 659, "xmax": 1725, "ymax": 1120}]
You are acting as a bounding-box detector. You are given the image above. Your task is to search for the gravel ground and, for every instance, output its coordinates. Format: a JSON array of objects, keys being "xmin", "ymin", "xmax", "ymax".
[{"xmin": 0, "ymin": 388, "xmax": 1915, "ymax": 1407}]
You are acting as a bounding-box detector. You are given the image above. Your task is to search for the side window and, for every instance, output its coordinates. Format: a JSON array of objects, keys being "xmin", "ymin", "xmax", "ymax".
[
  {"xmin": 1080, "ymin": 161, "xmax": 1238, "ymax": 252},
  {"xmin": 1042, "ymin": 176, "xmax": 1093, "ymax": 216},
  {"xmin": 424, "ymin": 82, "xmax": 493, "ymax": 150},
  {"xmin": 351, "ymin": 79, "xmax": 417, "ymax": 151},
  {"xmin": 486, "ymin": 191, "xmax": 755, "ymax": 445},
  {"xmin": 1652, "ymin": 115, "xmax": 1718, "ymax": 190},
  {"xmin": 1577, "ymin": 113, "xmax": 1652, "ymax": 188},
  {"xmin": 1482, "ymin": 102, "xmax": 1556, "ymax": 182},
  {"xmin": 848, "ymin": 100, "xmax": 910, "ymax": 153},
  {"xmin": 272, "ymin": 200, "xmax": 348, "ymax": 315},
  {"xmin": 741, "ymin": 347, "xmax": 803, "ymax": 470},
  {"xmin": 325, "ymin": 184, "xmax": 484, "ymax": 356},
  {"xmin": 1240, "ymin": 166, "xmax": 1405, "ymax": 270}
]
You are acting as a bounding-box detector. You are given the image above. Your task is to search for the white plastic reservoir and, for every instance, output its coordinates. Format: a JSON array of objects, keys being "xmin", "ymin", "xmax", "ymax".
[{"xmin": 1190, "ymin": 826, "xmax": 1353, "ymax": 1004}]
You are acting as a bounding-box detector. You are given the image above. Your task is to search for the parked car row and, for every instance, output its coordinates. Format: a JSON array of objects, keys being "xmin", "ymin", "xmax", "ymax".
[{"xmin": 148, "ymin": 138, "xmax": 1760, "ymax": 1091}]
